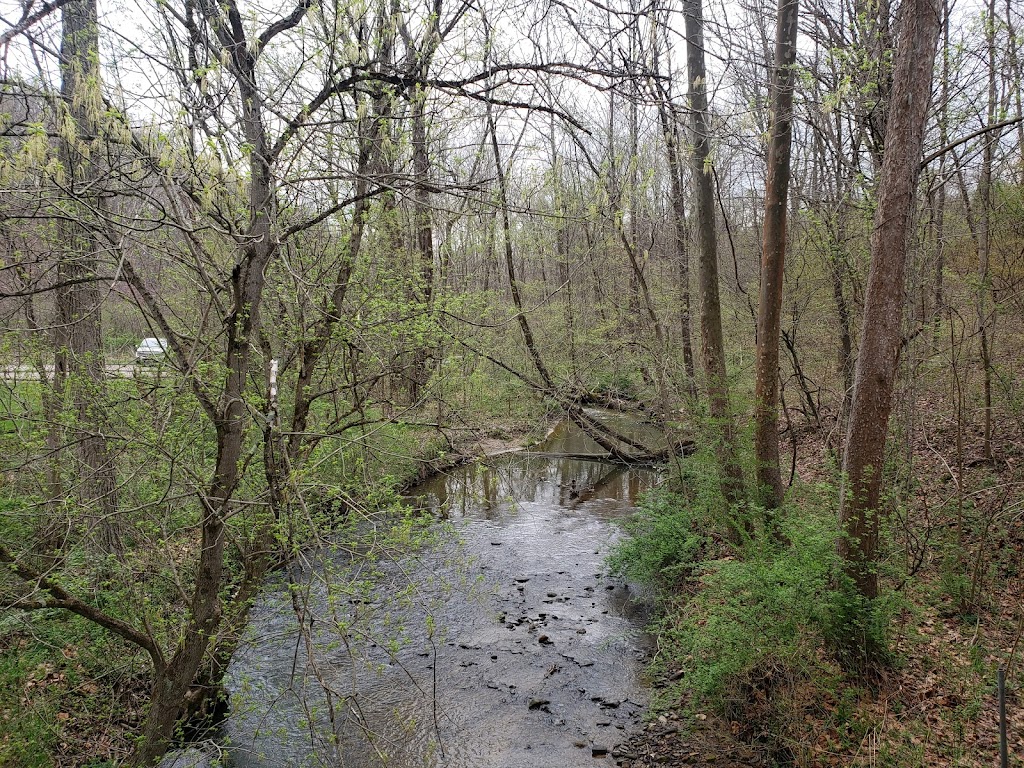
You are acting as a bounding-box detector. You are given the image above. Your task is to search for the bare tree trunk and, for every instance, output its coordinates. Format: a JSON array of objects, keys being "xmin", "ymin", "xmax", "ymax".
[
  {"xmin": 652, "ymin": 59, "xmax": 697, "ymax": 396},
  {"xmin": 407, "ymin": 87, "xmax": 435, "ymax": 402},
  {"xmin": 406, "ymin": 6, "xmax": 439, "ymax": 399},
  {"xmin": 548, "ymin": 119, "xmax": 580, "ymax": 382},
  {"xmin": 753, "ymin": 0, "xmax": 800, "ymax": 510},
  {"xmin": 838, "ymin": 0, "xmax": 941, "ymax": 641},
  {"xmin": 1006, "ymin": 0, "xmax": 1024, "ymax": 182},
  {"xmin": 832, "ymin": 240, "xmax": 855, "ymax": 419},
  {"xmin": 976, "ymin": 0, "xmax": 998, "ymax": 461},
  {"xmin": 931, "ymin": 1, "xmax": 949, "ymax": 345},
  {"xmin": 625, "ymin": 15, "xmax": 643, "ymax": 332},
  {"xmin": 655, "ymin": 18, "xmax": 696, "ymax": 393},
  {"xmin": 486, "ymin": 106, "xmax": 554, "ymax": 390},
  {"xmin": 857, "ymin": 0, "xmax": 894, "ymax": 169},
  {"xmin": 665, "ymin": 117, "xmax": 697, "ymax": 395},
  {"xmin": 12, "ymin": 256, "xmax": 64, "ymax": 547},
  {"xmin": 131, "ymin": 0, "xmax": 288, "ymax": 759},
  {"xmin": 929, "ymin": 177, "xmax": 946, "ymax": 330},
  {"xmin": 56, "ymin": 0, "xmax": 121, "ymax": 554},
  {"xmin": 286, "ymin": 165, "xmax": 367, "ymax": 466},
  {"xmin": 684, "ymin": 0, "xmax": 746, "ymax": 509}
]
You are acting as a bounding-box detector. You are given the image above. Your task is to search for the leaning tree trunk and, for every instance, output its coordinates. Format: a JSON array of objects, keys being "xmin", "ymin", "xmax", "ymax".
[
  {"xmin": 752, "ymin": 0, "xmax": 800, "ymax": 511},
  {"xmin": 130, "ymin": 8, "xmax": 280, "ymax": 760},
  {"xmin": 838, "ymin": 0, "xmax": 941, "ymax": 661}
]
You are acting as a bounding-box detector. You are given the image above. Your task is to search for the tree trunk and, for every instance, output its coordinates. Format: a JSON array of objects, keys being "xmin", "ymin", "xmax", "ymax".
[
  {"xmin": 976, "ymin": 0, "xmax": 998, "ymax": 461},
  {"xmin": 56, "ymin": 0, "xmax": 121, "ymax": 555},
  {"xmin": 684, "ymin": 0, "xmax": 746, "ymax": 510},
  {"xmin": 929, "ymin": 0, "xmax": 950, "ymax": 349},
  {"xmin": 831, "ymin": 237, "xmax": 854, "ymax": 420},
  {"xmin": 838, "ymin": 0, "xmax": 941, "ymax": 646},
  {"xmin": 549, "ymin": 119, "xmax": 580, "ymax": 382},
  {"xmin": 1006, "ymin": 0, "xmax": 1024, "ymax": 183},
  {"xmin": 753, "ymin": 0, "xmax": 800, "ymax": 510},
  {"xmin": 131, "ymin": 2, "xmax": 281, "ymax": 759},
  {"xmin": 408, "ymin": 83, "xmax": 435, "ymax": 402},
  {"xmin": 657, "ymin": 102, "xmax": 697, "ymax": 396},
  {"xmin": 487, "ymin": 107, "xmax": 554, "ymax": 390}
]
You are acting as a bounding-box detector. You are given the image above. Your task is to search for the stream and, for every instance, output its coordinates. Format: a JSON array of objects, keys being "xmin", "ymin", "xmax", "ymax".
[{"xmin": 223, "ymin": 413, "xmax": 661, "ymax": 767}]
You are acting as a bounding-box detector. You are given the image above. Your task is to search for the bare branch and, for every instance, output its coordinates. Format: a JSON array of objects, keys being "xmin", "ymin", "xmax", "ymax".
[
  {"xmin": 256, "ymin": 0, "xmax": 316, "ymax": 52},
  {"xmin": 0, "ymin": 0, "xmax": 75, "ymax": 48},
  {"xmin": 921, "ymin": 115, "xmax": 1024, "ymax": 169},
  {"xmin": 0, "ymin": 542, "xmax": 165, "ymax": 671}
]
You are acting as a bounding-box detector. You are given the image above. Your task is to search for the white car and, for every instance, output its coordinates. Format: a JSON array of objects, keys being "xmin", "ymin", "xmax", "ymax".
[{"xmin": 135, "ymin": 337, "xmax": 168, "ymax": 363}]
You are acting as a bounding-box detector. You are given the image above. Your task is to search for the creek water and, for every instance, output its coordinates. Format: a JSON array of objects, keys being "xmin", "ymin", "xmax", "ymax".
[{"xmin": 224, "ymin": 413, "xmax": 661, "ymax": 767}]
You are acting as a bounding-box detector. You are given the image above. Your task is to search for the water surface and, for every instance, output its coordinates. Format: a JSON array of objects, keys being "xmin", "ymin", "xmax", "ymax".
[{"xmin": 226, "ymin": 415, "xmax": 660, "ymax": 767}]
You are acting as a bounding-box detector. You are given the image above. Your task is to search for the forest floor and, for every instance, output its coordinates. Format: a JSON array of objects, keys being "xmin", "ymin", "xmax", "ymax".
[{"xmin": 610, "ymin": 392, "xmax": 1024, "ymax": 768}]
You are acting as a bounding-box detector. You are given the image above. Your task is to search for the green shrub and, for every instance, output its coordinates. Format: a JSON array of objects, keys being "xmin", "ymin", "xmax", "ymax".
[
  {"xmin": 608, "ymin": 441, "xmax": 751, "ymax": 597},
  {"xmin": 608, "ymin": 471, "xmax": 903, "ymax": 761},
  {"xmin": 665, "ymin": 510, "xmax": 843, "ymax": 701},
  {"xmin": 606, "ymin": 490, "xmax": 711, "ymax": 593}
]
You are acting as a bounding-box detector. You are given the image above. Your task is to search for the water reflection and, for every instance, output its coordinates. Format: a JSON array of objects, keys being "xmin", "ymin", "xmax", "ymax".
[
  {"xmin": 226, "ymin": 415, "xmax": 660, "ymax": 768},
  {"xmin": 414, "ymin": 410, "xmax": 662, "ymax": 522}
]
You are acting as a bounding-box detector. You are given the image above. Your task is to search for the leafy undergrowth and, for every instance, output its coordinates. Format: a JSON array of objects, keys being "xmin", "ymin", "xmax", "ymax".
[
  {"xmin": 791, "ymin": 389, "xmax": 1024, "ymax": 767},
  {"xmin": 0, "ymin": 613, "xmax": 149, "ymax": 767},
  {"xmin": 611, "ymin": 386, "xmax": 1024, "ymax": 768}
]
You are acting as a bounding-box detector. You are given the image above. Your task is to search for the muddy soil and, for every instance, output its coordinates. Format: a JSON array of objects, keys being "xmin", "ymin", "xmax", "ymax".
[{"xmin": 224, "ymin": 416, "xmax": 661, "ymax": 767}]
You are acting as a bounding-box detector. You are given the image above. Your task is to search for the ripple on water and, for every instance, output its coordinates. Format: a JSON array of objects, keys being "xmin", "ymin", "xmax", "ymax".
[{"xmin": 225, "ymin": 420, "xmax": 659, "ymax": 768}]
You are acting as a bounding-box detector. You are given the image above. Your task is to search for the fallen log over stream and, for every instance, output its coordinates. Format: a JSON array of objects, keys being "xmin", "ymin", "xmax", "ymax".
[
  {"xmin": 518, "ymin": 443, "xmax": 696, "ymax": 465},
  {"xmin": 453, "ymin": 337, "xmax": 692, "ymax": 464}
]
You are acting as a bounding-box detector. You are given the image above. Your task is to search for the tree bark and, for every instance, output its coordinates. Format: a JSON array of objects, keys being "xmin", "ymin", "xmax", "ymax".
[
  {"xmin": 131, "ymin": 0, "xmax": 284, "ymax": 760},
  {"xmin": 484, "ymin": 83, "xmax": 554, "ymax": 391},
  {"xmin": 663, "ymin": 113, "xmax": 698, "ymax": 396},
  {"xmin": 649, "ymin": 1, "xmax": 695, "ymax": 395},
  {"xmin": 975, "ymin": 0, "xmax": 999, "ymax": 461},
  {"xmin": 753, "ymin": 0, "xmax": 800, "ymax": 510},
  {"xmin": 839, "ymin": 0, "xmax": 941, "ymax": 618},
  {"xmin": 684, "ymin": 0, "xmax": 746, "ymax": 509},
  {"xmin": 408, "ymin": 85, "xmax": 435, "ymax": 402},
  {"xmin": 650, "ymin": 41, "xmax": 698, "ymax": 398},
  {"xmin": 930, "ymin": 0, "xmax": 950, "ymax": 348},
  {"xmin": 405, "ymin": 5, "xmax": 441, "ymax": 400},
  {"xmin": 56, "ymin": 0, "xmax": 121, "ymax": 554},
  {"xmin": 548, "ymin": 118, "xmax": 580, "ymax": 382}
]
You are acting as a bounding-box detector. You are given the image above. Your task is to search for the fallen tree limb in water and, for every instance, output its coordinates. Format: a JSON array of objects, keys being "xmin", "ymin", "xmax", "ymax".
[
  {"xmin": 579, "ymin": 390, "xmax": 655, "ymax": 416},
  {"xmin": 448, "ymin": 336, "xmax": 693, "ymax": 464},
  {"xmin": 519, "ymin": 444, "xmax": 696, "ymax": 465},
  {"xmin": 481, "ymin": 107, "xmax": 690, "ymax": 466}
]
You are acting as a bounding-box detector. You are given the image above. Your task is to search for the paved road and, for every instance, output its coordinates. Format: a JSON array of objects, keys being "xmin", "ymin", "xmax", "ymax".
[{"xmin": 1, "ymin": 363, "xmax": 155, "ymax": 381}]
